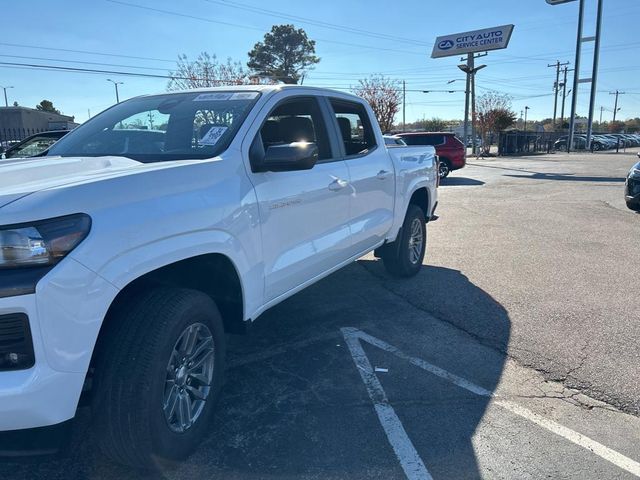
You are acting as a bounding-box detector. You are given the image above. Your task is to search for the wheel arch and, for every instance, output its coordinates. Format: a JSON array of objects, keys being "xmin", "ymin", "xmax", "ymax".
[
  {"xmin": 408, "ymin": 187, "xmax": 430, "ymax": 220},
  {"xmin": 84, "ymin": 253, "xmax": 246, "ymax": 402}
]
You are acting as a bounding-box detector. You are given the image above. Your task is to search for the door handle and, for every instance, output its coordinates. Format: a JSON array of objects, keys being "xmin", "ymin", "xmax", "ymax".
[
  {"xmin": 328, "ymin": 178, "xmax": 349, "ymax": 191},
  {"xmin": 376, "ymin": 169, "xmax": 392, "ymax": 180}
]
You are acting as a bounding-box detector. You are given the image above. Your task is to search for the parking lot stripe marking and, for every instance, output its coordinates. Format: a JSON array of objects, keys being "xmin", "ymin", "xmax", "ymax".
[
  {"xmin": 342, "ymin": 328, "xmax": 433, "ymax": 480},
  {"xmin": 343, "ymin": 327, "xmax": 640, "ymax": 479}
]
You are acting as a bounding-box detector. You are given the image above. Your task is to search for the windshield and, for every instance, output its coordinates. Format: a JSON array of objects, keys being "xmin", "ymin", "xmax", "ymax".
[{"xmin": 47, "ymin": 91, "xmax": 260, "ymax": 162}]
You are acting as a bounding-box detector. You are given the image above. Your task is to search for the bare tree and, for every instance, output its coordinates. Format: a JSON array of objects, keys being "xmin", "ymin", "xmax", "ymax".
[
  {"xmin": 352, "ymin": 75, "xmax": 402, "ymax": 133},
  {"xmin": 167, "ymin": 52, "xmax": 268, "ymax": 90},
  {"xmin": 476, "ymin": 92, "xmax": 517, "ymax": 154}
]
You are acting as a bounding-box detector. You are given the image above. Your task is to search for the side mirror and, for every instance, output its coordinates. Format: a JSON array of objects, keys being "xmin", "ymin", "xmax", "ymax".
[{"xmin": 259, "ymin": 142, "xmax": 319, "ymax": 172}]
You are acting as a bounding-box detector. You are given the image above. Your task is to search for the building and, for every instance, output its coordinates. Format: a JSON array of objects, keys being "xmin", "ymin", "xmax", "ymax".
[{"xmin": 0, "ymin": 106, "xmax": 78, "ymax": 142}]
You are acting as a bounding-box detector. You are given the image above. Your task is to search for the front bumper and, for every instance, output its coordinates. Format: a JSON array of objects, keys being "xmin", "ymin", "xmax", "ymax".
[
  {"xmin": 0, "ymin": 258, "xmax": 118, "ymax": 431},
  {"xmin": 0, "ymin": 294, "xmax": 86, "ymax": 431}
]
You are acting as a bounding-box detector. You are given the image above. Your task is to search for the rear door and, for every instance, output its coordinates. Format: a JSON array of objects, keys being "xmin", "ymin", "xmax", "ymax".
[
  {"xmin": 246, "ymin": 95, "xmax": 352, "ymax": 302},
  {"xmin": 326, "ymin": 98, "xmax": 395, "ymax": 254}
]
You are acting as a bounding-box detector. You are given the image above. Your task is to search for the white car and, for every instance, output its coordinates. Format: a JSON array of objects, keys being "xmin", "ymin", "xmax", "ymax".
[{"xmin": 0, "ymin": 85, "xmax": 437, "ymax": 466}]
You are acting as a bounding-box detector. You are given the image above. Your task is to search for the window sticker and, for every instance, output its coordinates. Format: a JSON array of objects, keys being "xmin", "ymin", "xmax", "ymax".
[
  {"xmin": 230, "ymin": 92, "xmax": 259, "ymax": 100},
  {"xmin": 193, "ymin": 93, "xmax": 233, "ymax": 102},
  {"xmin": 199, "ymin": 126, "xmax": 228, "ymax": 146}
]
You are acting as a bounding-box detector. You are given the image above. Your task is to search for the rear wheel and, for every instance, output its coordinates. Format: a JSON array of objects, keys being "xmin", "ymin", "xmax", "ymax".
[
  {"xmin": 92, "ymin": 287, "xmax": 226, "ymax": 469},
  {"xmin": 381, "ymin": 204, "xmax": 426, "ymax": 277},
  {"xmin": 438, "ymin": 159, "xmax": 451, "ymax": 179}
]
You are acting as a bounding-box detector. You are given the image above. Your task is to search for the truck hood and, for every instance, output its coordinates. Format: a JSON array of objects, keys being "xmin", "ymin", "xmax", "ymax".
[{"xmin": 0, "ymin": 156, "xmax": 165, "ymax": 208}]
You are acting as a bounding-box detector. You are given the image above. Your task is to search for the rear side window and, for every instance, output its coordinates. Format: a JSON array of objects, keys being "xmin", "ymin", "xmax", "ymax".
[
  {"xmin": 329, "ymin": 99, "xmax": 377, "ymax": 156},
  {"xmin": 402, "ymin": 134, "xmax": 445, "ymax": 146},
  {"xmin": 259, "ymin": 97, "xmax": 332, "ymax": 160}
]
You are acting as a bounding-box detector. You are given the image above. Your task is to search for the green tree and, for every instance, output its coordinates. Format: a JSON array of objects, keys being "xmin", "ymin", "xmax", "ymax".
[
  {"xmin": 36, "ymin": 100, "xmax": 60, "ymax": 114},
  {"xmin": 247, "ymin": 25, "xmax": 320, "ymax": 84}
]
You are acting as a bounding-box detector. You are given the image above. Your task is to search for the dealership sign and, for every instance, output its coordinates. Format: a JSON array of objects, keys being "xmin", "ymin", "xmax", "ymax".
[{"xmin": 431, "ymin": 24, "xmax": 515, "ymax": 58}]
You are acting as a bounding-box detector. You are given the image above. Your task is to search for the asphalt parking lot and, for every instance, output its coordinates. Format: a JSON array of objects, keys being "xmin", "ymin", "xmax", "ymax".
[{"xmin": 2, "ymin": 150, "xmax": 639, "ymax": 479}]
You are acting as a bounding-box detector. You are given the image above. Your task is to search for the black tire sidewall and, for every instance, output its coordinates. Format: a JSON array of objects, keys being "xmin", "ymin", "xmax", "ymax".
[
  {"xmin": 383, "ymin": 205, "xmax": 426, "ymax": 277},
  {"xmin": 149, "ymin": 295, "xmax": 226, "ymax": 462},
  {"xmin": 401, "ymin": 206, "xmax": 426, "ymax": 275}
]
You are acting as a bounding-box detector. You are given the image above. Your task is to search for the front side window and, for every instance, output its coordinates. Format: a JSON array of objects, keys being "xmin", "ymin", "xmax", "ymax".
[
  {"xmin": 258, "ymin": 97, "xmax": 332, "ymax": 160},
  {"xmin": 48, "ymin": 91, "xmax": 260, "ymax": 163},
  {"xmin": 329, "ymin": 99, "xmax": 377, "ymax": 156}
]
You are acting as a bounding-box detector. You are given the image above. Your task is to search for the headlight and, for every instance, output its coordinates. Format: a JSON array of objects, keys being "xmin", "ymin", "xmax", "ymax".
[{"xmin": 0, "ymin": 214, "xmax": 91, "ymax": 269}]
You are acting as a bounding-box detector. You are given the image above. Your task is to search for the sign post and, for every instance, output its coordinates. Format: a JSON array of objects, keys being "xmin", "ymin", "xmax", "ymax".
[
  {"xmin": 547, "ymin": 0, "xmax": 602, "ymax": 152},
  {"xmin": 432, "ymin": 25, "xmax": 514, "ymax": 155}
]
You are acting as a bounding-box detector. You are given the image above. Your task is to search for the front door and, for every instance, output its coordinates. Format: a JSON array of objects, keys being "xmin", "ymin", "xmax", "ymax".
[{"xmin": 248, "ymin": 96, "xmax": 352, "ymax": 302}]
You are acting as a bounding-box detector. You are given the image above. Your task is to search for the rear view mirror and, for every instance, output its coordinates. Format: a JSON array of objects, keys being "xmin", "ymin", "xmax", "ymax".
[{"xmin": 259, "ymin": 142, "xmax": 318, "ymax": 172}]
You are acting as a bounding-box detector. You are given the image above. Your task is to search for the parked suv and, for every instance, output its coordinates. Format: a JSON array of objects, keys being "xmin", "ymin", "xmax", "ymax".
[{"xmin": 396, "ymin": 132, "xmax": 465, "ymax": 178}]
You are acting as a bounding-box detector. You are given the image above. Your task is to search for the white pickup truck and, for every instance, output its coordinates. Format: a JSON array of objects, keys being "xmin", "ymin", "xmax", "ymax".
[{"xmin": 0, "ymin": 85, "xmax": 437, "ymax": 466}]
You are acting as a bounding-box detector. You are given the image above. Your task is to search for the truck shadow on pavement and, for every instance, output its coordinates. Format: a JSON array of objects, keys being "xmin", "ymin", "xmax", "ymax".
[
  {"xmin": 0, "ymin": 261, "xmax": 511, "ymax": 480},
  {"xmin": 440, "ymin": 177, "xmax": 485, "ymax": 186},
  {"xmin": 505, "ymin": 172, "xmax": 626, "ymax": 182}
]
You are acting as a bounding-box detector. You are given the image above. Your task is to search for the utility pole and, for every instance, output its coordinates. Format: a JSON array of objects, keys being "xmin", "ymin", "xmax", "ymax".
[
  {"xmin": 458, "ymin": 53, "xmax": 486, "ymax": 156},
  {"xmin": 548, "ymin": 61, "xmax": 570, "ymax": 128},
  {"xmin": 107, "ymin": 79, "xmax": 123, "ymax": 103},
  {"xmin": 1, "ymin": 85, "xmax": 14, "ymax": 107},
  {"xmin": 610, "ymin": 90, "xmax": 625, "ymax": 122},
  {"xmin": 560, "ymin": 66, "xmax": 572, "ymax": 127},
  {"xmin": 599, "ymin": 106, "xmax": 603, "ymax": 125},
  {"xmin": 402, "ymin": 80, "xmax": 406, "ymax": 132}
]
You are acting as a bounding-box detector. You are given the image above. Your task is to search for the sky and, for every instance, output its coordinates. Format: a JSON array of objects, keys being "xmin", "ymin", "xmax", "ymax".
[{"xmin": 2, "ymin": 0, "xmax": 639, "ymax": 124}]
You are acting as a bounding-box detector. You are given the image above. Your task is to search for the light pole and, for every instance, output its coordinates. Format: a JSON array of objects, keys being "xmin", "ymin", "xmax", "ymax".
[
  {"xmin": 1, "ymin": 86, "xmax": 14, "ymax": 107},
  {"xmin": 106, "ymin": 79, "xmax": 123, "ymax": 103},
  {"xmin": 524, "ymin": 106, "xmax": 530, "ymax": 132}
]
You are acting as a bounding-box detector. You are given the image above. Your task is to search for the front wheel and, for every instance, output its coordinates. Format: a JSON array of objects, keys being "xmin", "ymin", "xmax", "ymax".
[
  {"xmin": 381, "ymin": 204, "xmax": 427, "ymax": 277},
  {"xmin": 92, "ymin": 288, "xmax": 226, "ymax": 468}
]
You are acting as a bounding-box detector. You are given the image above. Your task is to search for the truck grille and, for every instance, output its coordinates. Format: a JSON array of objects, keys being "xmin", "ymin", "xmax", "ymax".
[{"xmin": 0, "ymin": 313, "xmax": 35, "ymax": 371}]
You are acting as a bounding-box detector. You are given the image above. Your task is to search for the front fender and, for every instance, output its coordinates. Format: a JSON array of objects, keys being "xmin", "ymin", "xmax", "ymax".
[{"xmin": 74, "ymin": 228, "xmax": 262, "ymax": 323}]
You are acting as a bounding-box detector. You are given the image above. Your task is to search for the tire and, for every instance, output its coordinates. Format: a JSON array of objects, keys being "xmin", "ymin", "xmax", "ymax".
[
  {"xmin": 92, "ymin": 287, "xmax": 226, "ymax": 469},
  {"xmin": 626, "ymin": 201, "xmax": 640, "ymax": 212},
  {"xmin": 438, "ymin": 159, "xmax": 451, "ymax": 179},
  {"xmin": 381, "ymin": 204, "xmax": 427, "ymax": 277}
]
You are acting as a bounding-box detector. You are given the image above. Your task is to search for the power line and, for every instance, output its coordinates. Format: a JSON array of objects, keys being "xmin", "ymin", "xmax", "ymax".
[
  {"xmin": 106, "ymin": 0, "xmax": 427, "ymax": 57},
  {"xmin": 0, "ymin": 42, "xmax": 175, "ymax": 63},
  {"xmin": 204, "ymin": 0, "xmax": 432, "ymax": 47}
]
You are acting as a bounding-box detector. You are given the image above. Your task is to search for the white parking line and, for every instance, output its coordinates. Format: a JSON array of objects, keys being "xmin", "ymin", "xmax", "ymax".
[
  {"xmin": 341, "ymin": 327, "xmax": 640, "ymax": 479},
  {"xmin": 343, "ymin": 328, "xmax": 433, "ymax": 480}
]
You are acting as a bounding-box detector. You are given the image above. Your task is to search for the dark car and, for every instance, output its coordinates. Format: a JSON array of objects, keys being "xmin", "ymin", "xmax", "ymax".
[
  {"xmin": 626, "ymin": 158, "xmax": 640, "ymax": 211},
  {"xmin": 1, "ymin": 130, "xmax": 70, "ymax": 159},
  {"xmin": 396, "ymin": 132, "xmax": 465, "ymax": 178}
]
